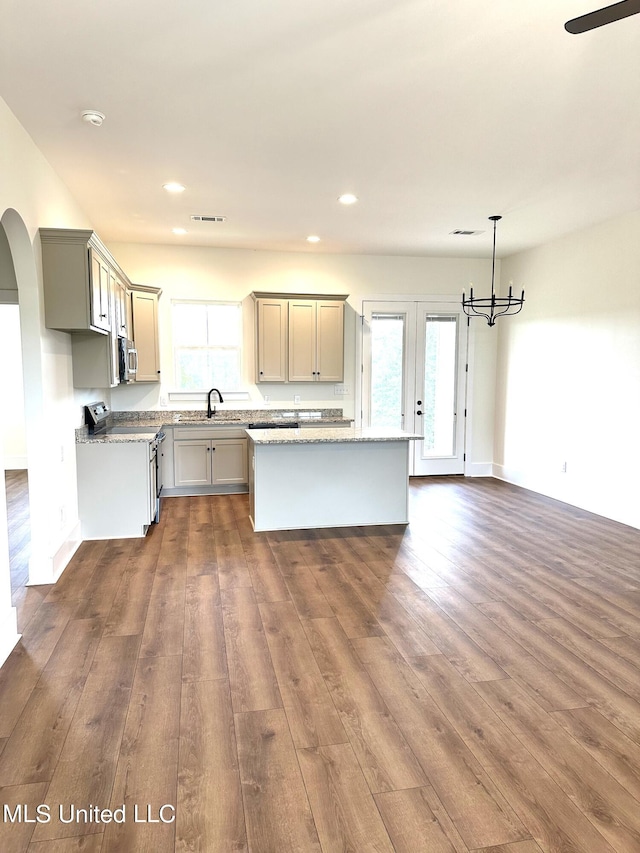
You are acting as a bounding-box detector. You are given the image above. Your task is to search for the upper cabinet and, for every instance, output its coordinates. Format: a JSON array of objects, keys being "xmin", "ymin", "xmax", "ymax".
[
  {"xmin": 130, "ymin": 286, "xmax": 161, "ymax": 382},
  {"xmin": 40, "ymin": 229, "xmax": 120, "ymax": 334},
  {"xmin": 253, "ymin": 292, "xmax": 347, "ymax": 383},
  {"xmin": 255, "ymin": 297, "xmax": 288, "ymax": 382},
  {"xmin": 89, "ymin": 249, "xmax": 112, "ymax": 333},
  {"xmin": 113, "ymin": 273, "xmax": 129, "ymax": 339},
  {"xmin": 39, "ymin": 228, "xmax": 162, "ymax": 388}
]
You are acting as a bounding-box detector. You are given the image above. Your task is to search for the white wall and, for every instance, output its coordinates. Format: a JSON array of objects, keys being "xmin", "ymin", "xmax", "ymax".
[
  {"xmin": 496, "ymin": 210, "xmax": 640, "ymax": 528},
  {"xmin": 108, "ymin": 241, "xmax": 500, "ymax": 472},
  {"xmin": 0, "ymin": 304, "xmax": 27, "ymax": 468},
  {"xmin": 0, "ymin": 94, "xmax": 97, "ymax": 600}
]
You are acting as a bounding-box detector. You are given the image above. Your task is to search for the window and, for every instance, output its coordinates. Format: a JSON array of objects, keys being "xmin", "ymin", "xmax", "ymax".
[
  {"xmin": 173, "ymin": 300, "xmax": 242, "ymax": 391},
  {"xmin": 370, "ymin": 313, "xmax": 406, "ymax": 429}
]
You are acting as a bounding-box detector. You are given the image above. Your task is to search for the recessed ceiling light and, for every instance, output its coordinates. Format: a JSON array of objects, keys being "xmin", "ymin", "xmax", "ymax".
[
  {"xmin": 338, "ymin": 193, "xmax": 358, "ymax": 205},
  {"xmin": 163, "ymin": 182, "xmax": 186, "ymax": 193},
  {"xmin": 81, "ymin": 110, "xmax": 105, "ymax": 127},
  {"xmin": 172, "ymin": 227, "xmax": 187, "ymax": 235},
  {"xmin": 306, "ymin": 235, "xmax": 321, "ymax": 243}
]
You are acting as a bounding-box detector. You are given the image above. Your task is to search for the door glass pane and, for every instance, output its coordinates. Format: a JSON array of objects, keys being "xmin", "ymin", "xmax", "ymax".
[
  {"xmin": 370, "ymin": 314, "xmax": 405, "ymax": 428},
  {"xmin": 423, "ymin": 315, "xmax": 457, "ymax": 457}
]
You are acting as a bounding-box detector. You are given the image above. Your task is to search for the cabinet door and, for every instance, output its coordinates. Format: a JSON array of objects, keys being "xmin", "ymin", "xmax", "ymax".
[
  {"xmin": 174, "ymin": 441, "xmax": 212, "ymax": 486},
  {"xmin": 71, "ymin": 333, "xmax": 118, "ymax": 389},
  {"xmin": 256, "ymin": 298, "xmax": 287, "ymax": 382},
  {"xmin": 288, "ymin": 300, "xmax": 317, "ymax": 382},
  {"xmin": 89, "ymin": 250, "xmax": 111, "ymax": 332},
  {"xmin": 316, "ymin": 300, "xmax": 344, "ymax": 382},
  {"xmin": 131, "ymin": 290, "xmax": 160, "ymax": 382},
  {"xmin": 211, "ymin": 439, "xmax": 248, "ymax": 485},
  {"xmin": 114, "ymin": 278, "xmax": 128, "ymax": 338}
]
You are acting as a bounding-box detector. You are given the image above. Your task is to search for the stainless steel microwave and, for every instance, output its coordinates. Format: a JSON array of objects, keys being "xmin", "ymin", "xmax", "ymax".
[{"xmin": 118, "ymin": 338, "xmax": 138, "ymax": 382}]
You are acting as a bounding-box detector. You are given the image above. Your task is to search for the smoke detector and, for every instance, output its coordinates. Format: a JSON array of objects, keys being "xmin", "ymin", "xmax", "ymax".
[{"xmin": 81, "ymin": 110, "xmax": 105, "ymax": 127}]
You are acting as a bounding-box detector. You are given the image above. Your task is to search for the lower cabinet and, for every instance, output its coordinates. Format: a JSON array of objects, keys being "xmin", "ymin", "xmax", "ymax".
[
  {"xmin": 174, "ymin": 440, "xmax": 247, "ymax": 486},
  {"xmin": 171, "ymin": 428, "xmax": 248, "ymax": 492},
  {"xmin": 76, "ymin": 440, "xmax": 155, "ymax": 539}
]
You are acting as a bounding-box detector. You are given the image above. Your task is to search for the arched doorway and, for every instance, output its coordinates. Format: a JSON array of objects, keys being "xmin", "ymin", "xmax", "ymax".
[
  {"xmin": 0, "ymin": 210, "xmax": 31, "ymax": 661},
  {"xmin": 0, "ymin": 223, "xmax": 29, "ymax": 596}
]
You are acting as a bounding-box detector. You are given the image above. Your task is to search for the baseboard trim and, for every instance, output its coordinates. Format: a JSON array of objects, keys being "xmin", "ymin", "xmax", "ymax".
[{"xmin": 465, "ymin": 462, "xmax": 493, "ymax": 478}]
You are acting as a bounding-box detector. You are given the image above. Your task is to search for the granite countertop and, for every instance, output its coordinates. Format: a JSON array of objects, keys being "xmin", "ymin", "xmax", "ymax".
[
  {"xmin": 76, "ymin": 408, "xmax": 352, "ymax": 443},
  {"xmin": 76, "ymin": 431, "xmax": 158, "ymax": 444},
  {"xmin": 109, "ymin": 408, "xmax": 351, "ymax": 429},
  {"xmin": 246, "ymin": 427, "xmax": 422, "ymax": 445}
]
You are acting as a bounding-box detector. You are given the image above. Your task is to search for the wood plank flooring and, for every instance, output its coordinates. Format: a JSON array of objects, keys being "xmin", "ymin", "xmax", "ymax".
[{"xmin": 2, "ymin": 476, "xmax": 640, "ymax": 852}]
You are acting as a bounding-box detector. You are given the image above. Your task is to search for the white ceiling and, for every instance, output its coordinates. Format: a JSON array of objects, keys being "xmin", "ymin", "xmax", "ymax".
[{"xmin": 1, "ymin": 0, "xmax": 639, "ymax": 258}]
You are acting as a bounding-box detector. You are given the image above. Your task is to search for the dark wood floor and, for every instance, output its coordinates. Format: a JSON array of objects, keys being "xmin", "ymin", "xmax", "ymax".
[{"xmin": 1, "ymin": 477, "xmax": 640, "ymax": 852}]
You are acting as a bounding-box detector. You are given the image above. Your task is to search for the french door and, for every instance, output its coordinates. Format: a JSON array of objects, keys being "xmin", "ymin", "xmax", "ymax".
[{"xmin": 362, "ymin": 300, "xmax": 468, "ymax": 475}]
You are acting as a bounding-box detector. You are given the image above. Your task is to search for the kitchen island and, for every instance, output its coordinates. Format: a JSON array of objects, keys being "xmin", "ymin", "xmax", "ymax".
[{"xmin": 247, "ymin": 426, "xmax": 421, "ymax": 532}]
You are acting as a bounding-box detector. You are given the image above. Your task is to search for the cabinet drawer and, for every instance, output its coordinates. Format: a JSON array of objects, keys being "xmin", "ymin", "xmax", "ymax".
[{"xmin": 174, "ymin": 427, "xmax": 246, "ymax": 440}]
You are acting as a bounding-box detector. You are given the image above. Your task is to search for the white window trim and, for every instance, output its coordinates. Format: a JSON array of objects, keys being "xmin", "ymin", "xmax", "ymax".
[{"xmin": 171, "ymin": 298, "xmax": 243, "ymax": 394}]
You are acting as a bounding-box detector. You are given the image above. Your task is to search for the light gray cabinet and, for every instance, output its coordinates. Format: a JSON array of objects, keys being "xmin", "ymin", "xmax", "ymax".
[
  {"xmin": 40, "ymin": 228, "xmax": 129, "ymax": 389},
  {"xmin": 171, "ymin": 426, "xmax": 248, "ymax": 493},
  {"xmin": 174, "ymin": 439, "xmax": 248, "ymax": 486},
  {"xmin": 40, "ymin": 228, "xmax": 123, "ymax": 334},
  {"xmin": 130, "ymin": 287, "xmax": 161, "ymax": 382},
  {"xmin": 255, "ymin": 297, "xmax": 288, "ymax": 382},
  {"xmin": 40, "ymin": 229, "xmax": 162, "ymax": 390},
  {"xmin": 113, "ymin": 273, "xmax": 128, "ymax": 339},
  {"xmin": 252, "ymin": 291, "xmax": 347, "ymax": 383},
  {"xmin": 289, "ymin": 298, "xmax": 345, "ymax": 382}
]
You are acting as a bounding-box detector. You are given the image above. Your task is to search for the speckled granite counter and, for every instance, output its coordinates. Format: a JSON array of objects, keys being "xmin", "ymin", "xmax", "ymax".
[
  {"xmin": 110, "ymin": 407, "xmax": 351, "ymax": 428},
  {"xmin": 246, "ymin": 426, "xmax": 421, "ymax": 444},
  {"xmin": 75, "ymin": 431, "xmax": 158, "ymax": 444},
  {"xmin": 76, "ymin": 408, "xmax": 352, "ymax": 444}
]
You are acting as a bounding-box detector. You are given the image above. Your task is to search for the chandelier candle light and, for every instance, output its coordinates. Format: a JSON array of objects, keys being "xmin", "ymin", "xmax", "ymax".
[{"xmin": 462, "ymin": 215, "xmax": 525, "ymax": 327}]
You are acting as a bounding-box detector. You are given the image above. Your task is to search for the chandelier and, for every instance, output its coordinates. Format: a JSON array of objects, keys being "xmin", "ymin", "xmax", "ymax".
[{"xmin": 462, "ymin": 215, "xmax": 525, "ymax": 326}]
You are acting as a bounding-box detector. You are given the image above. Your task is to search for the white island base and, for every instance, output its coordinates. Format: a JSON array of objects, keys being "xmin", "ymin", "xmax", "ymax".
[{"xmin": 247, "ymin": 427, "xmax": 419, "ymax": 532}]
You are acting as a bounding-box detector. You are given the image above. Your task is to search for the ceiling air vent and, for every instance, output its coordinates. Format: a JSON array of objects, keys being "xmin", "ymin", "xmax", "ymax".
[
  {"xmin": 190, "ymin": 215, "xmax": 227, "ymax": 223},
  {"xmin": 450, "ymin": 229, "xmax": 484, "ymax": 236}
]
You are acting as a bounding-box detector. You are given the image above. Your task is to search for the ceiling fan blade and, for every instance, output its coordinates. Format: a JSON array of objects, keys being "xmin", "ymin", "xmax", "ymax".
[{"xmin": 565, "ymin": 0, "xmax": 640, "ymax": 33}]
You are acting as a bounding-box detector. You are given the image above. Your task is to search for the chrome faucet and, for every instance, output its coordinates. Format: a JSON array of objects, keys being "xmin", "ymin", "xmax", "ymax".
[{"xmin": 207, "ymin": 387, "xmax": 224, "ymax": 418}]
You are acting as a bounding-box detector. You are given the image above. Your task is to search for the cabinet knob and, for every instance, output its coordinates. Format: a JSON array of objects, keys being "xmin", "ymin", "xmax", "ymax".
[
  {"xmin": 260, "ymin": 371, "xmax": 264, "ymax": 375},
  {"xmin": 417, "ymin": 410, "xmax": 423, "ymax": 415}
]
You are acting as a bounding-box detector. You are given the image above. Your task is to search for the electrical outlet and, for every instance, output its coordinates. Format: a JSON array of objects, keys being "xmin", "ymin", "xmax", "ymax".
[
  {"xmin": 264, "ymin": 395, "xmax": 270, "ymax": 404},
  {"xmin": 561, "ymin": 461, "xmax": 568, "ymax": 473},
  {"xmin": 294, "ymin": 395, "xmax": 301, "ymax": 404},
  {"xmin": 334, "ymin": 384, "xmax": 351, "ymax": 395}
]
